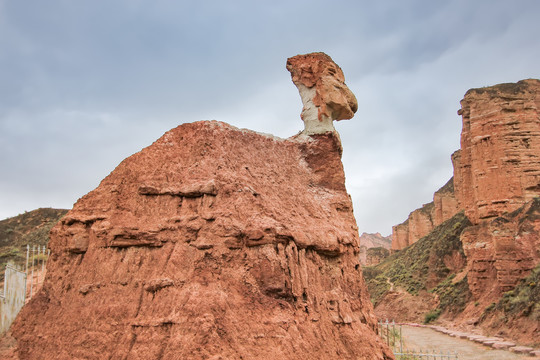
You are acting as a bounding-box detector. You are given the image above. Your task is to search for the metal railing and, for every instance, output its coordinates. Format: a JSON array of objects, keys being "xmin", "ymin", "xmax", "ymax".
[
  {"xmin": 379, "ymin": 319, "xmax": 403, "ymax": 353},
  {"xmin": 1, "ymin": 264, "xmax": 27, "ymax": 334},
  {"xmin": 0, "ymin": 244, "xmax": 50, "ymax": 334},
  {"xmin": 394, "ymin": 349, "xmax": 458, "ymax": 359},
  {"xmin": 27, "ymin": 245, "xmax": 50, "ymax": 299},
  {"xmin": 378, "ymin": 320, "xmax": 458, "ymax": 360}
]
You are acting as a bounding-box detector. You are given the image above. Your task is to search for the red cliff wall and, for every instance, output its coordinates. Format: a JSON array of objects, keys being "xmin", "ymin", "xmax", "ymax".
[
  {"xmin": 394, "ymin": 80, "xmax": 540, "ymax": 253},
  {"xmin": 453, "ymin": 79, "xmax": 540, "ymax": 224},
  {"xmin": 453, "ymin": 79, "xmax": 540, "ymax": 299},
  {"xmin": 460, "ymin": 199, "xmax": 540, "ymax": 299},
  {"xmin": 391, "ymin": 221, "xmax": 409, "ymax": 251},
  {"xmin": 433, "ymin": 182, "xmax": 459, "ymax": 226},
  {"xmin": 407, "ymin": 204, "xmax": 435, "ymax": 246}
]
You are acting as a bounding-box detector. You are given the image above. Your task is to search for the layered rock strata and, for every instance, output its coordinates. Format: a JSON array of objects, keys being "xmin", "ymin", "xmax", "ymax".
[
  {"xmin": 452, "ymin": 79, "xmax": 540, "ymax": 224},
  {"xmin": 453, "ymin": 79, "xmax": 540, "ymax": 299},
  {"xmin": 461, "ymin": 198, "xmax": 540, "ymax": 298},
  {"xmin": 391, "ymin": 178, "xmax": 460, "ymax": 251},
  {"xmin": 9, "ymin": 54, "xmax": 393, "ymax": 360}
]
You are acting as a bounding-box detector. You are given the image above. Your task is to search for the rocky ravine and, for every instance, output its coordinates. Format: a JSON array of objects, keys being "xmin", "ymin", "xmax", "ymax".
[
  {"xmin": 390, "ymin": 79, "xmax": 540, "ymax": 298},
  {"xmin": 6, "ymin": 53, "xmax": 393, "ymax": 359},
  {"xmin": 376, "ymin": 79, "xmax": 540, "ymax": 347}
]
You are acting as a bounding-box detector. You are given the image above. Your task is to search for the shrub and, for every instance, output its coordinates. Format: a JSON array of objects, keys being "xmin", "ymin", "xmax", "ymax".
[
  {"xmin": 496, "ymin": 264, "xmax": 540, "ymax": 320},
  {"xmin": 363, "ymin": 212, "xmax": 472, "ymax": 309},
  {"xmin": 424, "ymin": 309, "xmax": 441, "ymax": 324}
]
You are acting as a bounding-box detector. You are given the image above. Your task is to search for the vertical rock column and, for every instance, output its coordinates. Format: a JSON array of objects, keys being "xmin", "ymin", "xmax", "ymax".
[
  {"xmin": 453, "ymin": 79, "xmax": 540, "ymax": 299},
  {"xmin": 453, "ymin": 79, "xmax": 540, "ymax": 223}
]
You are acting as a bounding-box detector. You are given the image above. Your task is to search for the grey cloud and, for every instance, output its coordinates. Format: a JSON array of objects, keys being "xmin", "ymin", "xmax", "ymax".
[{"xmin": 1, "ymin": 0, "xmax": 540, "ymax": 234}]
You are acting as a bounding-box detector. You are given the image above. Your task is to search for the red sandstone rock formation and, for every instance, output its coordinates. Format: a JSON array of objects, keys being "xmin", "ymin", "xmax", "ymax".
[
  {"xmin": 406, "ymin": 203, "xmax": 435, "ymax": 246},
  {"xmin": 433, "ymin": 180, "xmax": 459, "ymax": 226},
  {"xmin": 286, "ymin": 52, "xmax": 358, "ymax": 135},
  {"xmin": 365, "ymin": 247, "xmax": 391, "ymax": 266},
  {"xmin": 391, "ymin": 178, "xmax": 460, "ymax": 251},
  {"xmin": 391, "ymin": 220, "xmax": 409, "ymax": 252},
  {"xmin": 7, "ymin": 54, "xmax": 393, "ymax": 360},
  {"xmin": 358, "ymin": 232, "xmax": 391, "ymax": 265},
  {"xmin": 452, "ymin": 79, "xmax": 540, "ymax": 224},
  {"xmin": 391, "ymin": 79, "xmax": 540, "ymax": 298},
  {"xmin": 381, "ymin": 80, "xmax": 540, "ymax": 348},
  {"xmin": 452, "ymin": 79, "xmax": 540, "ymax": 300},
  {"xmin": 461, "ymin": 198, "xmax": 540, "ymax": 299}
]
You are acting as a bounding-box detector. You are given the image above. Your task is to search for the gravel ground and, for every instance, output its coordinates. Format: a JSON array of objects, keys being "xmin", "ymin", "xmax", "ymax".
[{"xmin": 398, "ymin": 325, "xmax": 534, "ymax": 360}]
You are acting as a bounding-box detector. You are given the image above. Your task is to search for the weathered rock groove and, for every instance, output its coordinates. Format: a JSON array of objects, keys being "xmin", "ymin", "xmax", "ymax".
[{"xmin": 9, "ymin": 53, "xmax": 393, "ymax": 360}]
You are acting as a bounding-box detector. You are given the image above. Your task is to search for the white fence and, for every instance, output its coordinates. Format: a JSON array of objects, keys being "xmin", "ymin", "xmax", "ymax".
[
  {"xmin": 0, "ymin": 264, "xmax": 27, "ymax": 334},
  {"xmin": 378, "ymin": 320, "xmax": 459, "ymax": 360},
  {"xmin": 394, "ymin": 349, "xmax": 459, "ymax": 359},
  {"xmin": 27, "ymin": 245, "xmax": 50, "ymax": 299},
  {"xmin": 0, "ymin": 245, "xmax": 49, "ymax": 334}
]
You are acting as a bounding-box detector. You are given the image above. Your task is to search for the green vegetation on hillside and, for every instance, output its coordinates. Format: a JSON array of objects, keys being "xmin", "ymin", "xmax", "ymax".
[
  {"xmin": 366, "ymin": 246, "xmax": 390, "ymax": 259},
  {"xmin": 0, "ymin": 208, "xmax": 67, "ymax": 279},
  {"xmin": 0, "ymin": 246, "xmax": 25, "ymax": 266},
  {"xmin": 494, "ymin": 264, "xmax": 540, "ymax": 321},
  {"xmin": 363, "ymin": 212, "xmax": 473, "ymax": 320},
  {"xmin": 431, "ymin": 273, "xmax": 471, "ymax": 316},
  {"xmin": 0, "ymin": 208, "xmax": 68, "ymax": 248}
]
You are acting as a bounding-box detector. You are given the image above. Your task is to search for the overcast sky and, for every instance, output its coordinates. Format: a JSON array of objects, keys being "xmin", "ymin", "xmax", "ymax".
[{"xmin": 1, "ymin": 0, "xmax": 539, "ymax": 235}]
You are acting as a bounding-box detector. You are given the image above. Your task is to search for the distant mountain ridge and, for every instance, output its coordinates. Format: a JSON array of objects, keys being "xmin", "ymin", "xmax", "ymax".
[
  {"xmin": 0, "ymin": 208, "xmax": 68, "ymax": 279},
  {"xmin": 371, "ymin": 79, "xmax": 540, "ymax": 347},
  {"xmin": 359, "ymin": 232, "xmax": 391, "ymax": 265}
]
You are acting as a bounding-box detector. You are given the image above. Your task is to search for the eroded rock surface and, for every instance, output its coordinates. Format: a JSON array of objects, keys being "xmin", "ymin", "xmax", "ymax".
[
  {"xmin": 461, "ymin": 197, "xmax": 540, "ymax": 299},
  {"xmin": 451, "ymin": 79, "xmax": 540, "ymax": 300},
  {"xmin": 365, "ymin": 79, "xmax": 540, "ymax": 346},
  {"xmin": 9, "ymin": 121, "xmax": 393, "ymax": 359},
  {"xmin": 393, "ymin": 80, "xmax": 540, "ymax": 253},
  {"xmin": 452, "ymin": 79, "xmax": 540, "ymax": 224},
  {"xmin": 286, "ymin": 52, "xmax": 358, "ymax": 135}
]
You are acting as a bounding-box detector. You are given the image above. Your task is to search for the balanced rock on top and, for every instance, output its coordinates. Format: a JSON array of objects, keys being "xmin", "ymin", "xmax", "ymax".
[
  {"xmin": 7, "ymin": 53, "xmax": 393, "ymax": 360},
  {"xmin": 287, "ymin": 52, "xmax": 358, "ymax": 135}
]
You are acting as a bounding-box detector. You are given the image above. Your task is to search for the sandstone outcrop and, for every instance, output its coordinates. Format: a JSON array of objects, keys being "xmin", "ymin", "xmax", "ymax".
[
  {"xmin": 286, "ymin": 52, "xmax": 358, "ymax": 135},
  {"xmin": 452, "ymin": 79, "xmax": 540, "ymax": 300},
  {"xmin": 7, "ymin": 53, "xmax": 393, "ymax": 360},
  {"xmin": 461, "ymin": 198, "xmax": 540, "ymax": 299},
  {"xmin": 358, "ymin": 232, "xmax": 391, "ymax": 265},
  {"xmin": 452, "ymin": 79, "xmax": 540, "ymax": 224},
  {"xmin": 391, "ymin": 178, "xmax": 460, "ymax": 251},
  {"xmin": 433, "ymin": 180, "xmax": 460, "ymax": 227},
  {"xmin": 364, "ymin": 79, "xmax": 540, "ymax": 347},
  {"xmin": 365, "ymin": 247, "xmax": 390, "ymax": 266}
]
